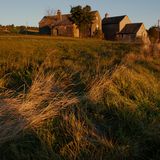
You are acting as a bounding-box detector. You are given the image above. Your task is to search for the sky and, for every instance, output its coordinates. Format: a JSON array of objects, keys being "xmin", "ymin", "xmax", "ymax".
[{"xmin": 0, "ymin": 0, "xmax": 159, "ymax": 29}]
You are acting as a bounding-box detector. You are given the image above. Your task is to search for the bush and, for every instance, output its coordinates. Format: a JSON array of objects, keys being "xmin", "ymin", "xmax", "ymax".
[{"xmin": 92, "ymin": 29, "xmax": 104, "ymax": 39}]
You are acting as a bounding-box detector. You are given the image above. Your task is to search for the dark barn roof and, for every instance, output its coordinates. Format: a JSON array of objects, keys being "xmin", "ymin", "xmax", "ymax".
[
  {"xmin": 102, "ymin": 15, "xmax": 127, "ymax": 25},
  {"xmin": 119, "ymin": 23, "xmax": 143, "ymax": 34}
]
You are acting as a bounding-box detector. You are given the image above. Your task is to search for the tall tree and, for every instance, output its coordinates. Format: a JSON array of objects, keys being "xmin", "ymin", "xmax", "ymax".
[{"xmin": 70, "ymin": 5, "xmax": 95, "ymax": 37}]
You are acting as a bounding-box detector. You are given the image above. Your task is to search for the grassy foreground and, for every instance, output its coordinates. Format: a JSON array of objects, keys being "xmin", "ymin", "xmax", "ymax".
[{"xmin": 0, "ymin": 36, "xmax": 160, "ymax": 160}]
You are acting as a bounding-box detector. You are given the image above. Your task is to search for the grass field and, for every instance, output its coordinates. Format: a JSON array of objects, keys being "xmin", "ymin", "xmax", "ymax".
[{"xmin": 0, "ymin": 35, "xmax": 160, "ymax": 160}]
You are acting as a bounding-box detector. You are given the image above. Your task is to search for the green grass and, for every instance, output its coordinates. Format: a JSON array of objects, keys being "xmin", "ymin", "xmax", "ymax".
[{"xmin": 0, "ymin": 35, "xmax": 160, "ymax": 160}]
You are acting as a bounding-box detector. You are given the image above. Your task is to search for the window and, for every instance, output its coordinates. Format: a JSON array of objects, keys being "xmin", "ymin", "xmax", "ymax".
[{"xmin": 96, "ymin": 24, "xmax": 99, "ymax": 29}]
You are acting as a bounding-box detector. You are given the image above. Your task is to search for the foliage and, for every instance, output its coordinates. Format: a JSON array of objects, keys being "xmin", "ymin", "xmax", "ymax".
[
  {"xmin": 0, "ymin": 25, "xmax": 39, "ymax": 35},
  {"xmin": 148, "ymin": 26, "xmax": 159, "ymax": 42},
  {"xmin": 92, "ymin": 29, "xmax": 104, "ymax": 39},
  {"xmin": 70, "ymin": 5, "xmax": 95, "ymax": 37}
]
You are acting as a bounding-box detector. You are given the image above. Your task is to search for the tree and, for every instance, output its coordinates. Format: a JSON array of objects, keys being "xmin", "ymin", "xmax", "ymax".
[
  {"xmin": 70, "ymin": 5, "xmax": 95, "ymax": 37},
  {"xmin": 148, "ymin": 26, "xmax": 159, "ymax": 42},
  {"xmin": 19, "ymin": 26, "xmax": 27, "ymax": 34},
  {"xmin": 45, "ymin": 8, "xmax": 56, "ymax": 16}
]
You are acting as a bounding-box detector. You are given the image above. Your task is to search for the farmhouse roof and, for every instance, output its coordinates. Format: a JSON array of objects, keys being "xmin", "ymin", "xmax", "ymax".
[
  {"xmin": 51, "ymin": 17, "xmax": 73, "ymax": 27},
  {"xmin": 39, "ymin": 14, "xmax": 71, "ymax": 27},
  {"xmin": 39, "ymin": 11, "xmax": 99, "ymax": 28},
  {"xmin": 119, "ymin": 23, "xmax": 143, "ymax": 34},
  {"xmin": 102, "ymin": 15, "xmax": 127, "ymax": 25}
]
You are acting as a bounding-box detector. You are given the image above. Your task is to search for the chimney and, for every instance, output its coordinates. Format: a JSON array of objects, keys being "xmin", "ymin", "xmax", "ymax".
[
  {"xmin": 105, "ymin": 13, "xmax": 109, "ymax": 19},
  {"xmin": 57, "ymin": 10, "xmax": 62, "ymax": 20}
]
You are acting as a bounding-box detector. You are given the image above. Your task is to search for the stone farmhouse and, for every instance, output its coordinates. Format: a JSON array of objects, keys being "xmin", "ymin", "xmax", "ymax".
[
  {"xmin": 102, "ymin": 14, "xmax": 149, "ymax": 43},
  {"xmin": 39, "ymin": 9, "xmax": 149, "ymax": 43},
  {"xmin": 102, "ymin": 15, "xmax": 131, "ymax": 40},
  {"xmin": 39, "ymin": 10, "xmax": 101, "ymax": 38},
  {"xmin": 117, "ymin": 23, "xmax": 148, "ymax": 42}
]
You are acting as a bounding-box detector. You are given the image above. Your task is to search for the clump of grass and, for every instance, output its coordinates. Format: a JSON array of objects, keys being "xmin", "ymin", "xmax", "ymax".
[
  {"xmin": 86, "ymin": 64, "xmax": 160, "ymax": 159},
  {"xmin": 0, "ymin": 71, "xmax": 78, "ymax": 144}
]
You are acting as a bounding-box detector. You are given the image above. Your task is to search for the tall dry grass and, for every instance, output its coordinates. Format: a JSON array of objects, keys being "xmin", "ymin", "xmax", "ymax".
[{"xmin": 0, "ymin": 72, "xmax": 78, "ymax": 144}]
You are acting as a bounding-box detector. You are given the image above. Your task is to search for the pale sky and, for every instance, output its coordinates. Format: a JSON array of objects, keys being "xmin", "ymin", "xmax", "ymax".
[{"xmin": 0, "ymin": 0, "xmax": 159, "ymax": 29}]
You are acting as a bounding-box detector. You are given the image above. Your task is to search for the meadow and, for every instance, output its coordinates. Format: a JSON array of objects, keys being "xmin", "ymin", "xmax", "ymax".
[{"xmin": 0, "ymin": 35, "xmax": 160, "ymax": 160}]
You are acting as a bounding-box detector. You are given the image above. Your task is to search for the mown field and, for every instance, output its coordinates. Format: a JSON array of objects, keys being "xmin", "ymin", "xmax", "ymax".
[{"xmin": 0, "ymin": 36, "xmax": 160, "ymax": 160}]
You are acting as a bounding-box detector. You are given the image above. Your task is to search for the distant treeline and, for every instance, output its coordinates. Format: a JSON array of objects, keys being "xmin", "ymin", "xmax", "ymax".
[{"xmin": 0, "ymin": 24, "xmax": 39, "ymax": 35}]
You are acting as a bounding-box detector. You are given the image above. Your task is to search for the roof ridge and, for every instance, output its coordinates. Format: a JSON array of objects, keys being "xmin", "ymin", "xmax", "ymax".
[
  {"xmin": 43, "ymin": 11, "xmax": 98, "ymax": 17},
  {"xmin": 110, "ymin": 15, "xmax": 126, "ymax": 18},
  {"xmin": 126, "ymin": 22, "xmax": 143, "ymax": 25},
  {"xmin": 102, "ymin": 15, "xmax": 127, "ymax": 25}
]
